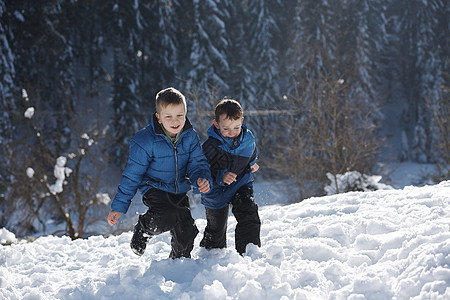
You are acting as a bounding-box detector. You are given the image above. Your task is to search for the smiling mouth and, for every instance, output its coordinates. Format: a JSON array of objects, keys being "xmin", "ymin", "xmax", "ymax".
[{"xmin": 171, "ymin": 125, "xmax": 180, "ymax": 130}]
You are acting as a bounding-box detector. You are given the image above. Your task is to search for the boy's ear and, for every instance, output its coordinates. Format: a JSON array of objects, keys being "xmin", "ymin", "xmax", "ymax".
[
  {"xmin": 155, "ymin": 113, "xmax": 161, "ymax": 123},
  {"xmin": 213, "ymin": 120, "xmax": 219, "ymax": 129}
]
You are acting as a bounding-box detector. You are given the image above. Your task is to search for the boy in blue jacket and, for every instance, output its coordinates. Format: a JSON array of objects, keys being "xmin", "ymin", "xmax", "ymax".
[
  {"xmin": 107, "ymin": 87, "xmax": 212, "ymax": 259},
  {"xmin": 200, "ymin": 99, "xmax": 261, "ymax": 255}
]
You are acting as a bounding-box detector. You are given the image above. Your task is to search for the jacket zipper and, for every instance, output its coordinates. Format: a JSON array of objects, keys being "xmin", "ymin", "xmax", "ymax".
[
  {"xmin": 174, "ymin": 145, "xmax": 178, "ymax": 194},
  {"xmin": 161, "ymin": 129, "xmax": 181, "ymax": 194}
]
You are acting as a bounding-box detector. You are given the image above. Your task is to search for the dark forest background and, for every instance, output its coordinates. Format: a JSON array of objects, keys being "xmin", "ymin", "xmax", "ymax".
[{"xmin": 0, "ymin": 0, "xmax": 448, "ymax": 238}]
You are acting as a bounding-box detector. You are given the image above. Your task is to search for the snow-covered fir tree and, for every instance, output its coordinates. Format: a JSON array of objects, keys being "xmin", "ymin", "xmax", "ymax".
[
  {"xmin": 0, "ymin": 0, "xmax": 16, "ymax": 230},
  {"xmin": 388, "ymin": 0, "xmax": 446, "ymax": 163},
  {"xmin": 183, "ymin": 0, "xmax": 230, "ymax": 111},
  {"xmin": 245, "ymin": 0, "xmax": 283, "ymax": 109},
  {"xmin": 344, "ymin": 0, "xmax": 387, "ymax": 112},
  {"xmin": 0, "ymin": 0, "xmax": 15, "ymax": 144},
  {"xmin": 70, "ymin": 0, "xmax": 111, "ymax": 100},
  {"xmin": 279, "ymin": 0, "xmax": 382, "ymax": 197},
  {"xmin": 138, "ymin": 0, "xmax": 180, "ymax": 100},
  {"xmin": 110, "ymin": 0, "xmax": 145, "ymax": 167},
  {"xmin": 0, "ymin": 0, "xmax": 14, "ymax": 110},
  {"xmin": 221, "ymin": 1, "xmax": 255, "ymax": 107}
]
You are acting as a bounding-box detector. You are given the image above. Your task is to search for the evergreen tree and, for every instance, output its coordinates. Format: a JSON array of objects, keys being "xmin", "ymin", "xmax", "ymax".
[
  {"xmin": 345, "ymin": 0, "xmax": 387, "ymax": 109},
  {"xmin": 221, "ymin": 0, "xmax": 293, "ymax": 155},
  {"xmin": 182, "ymin": 0, "xmax": 230, "ymax": 112},
  {"xmin": 1, "ymin": 0, "xmax": 109, "ymax": 235},
  {"xmin": 289, "ymin": 0, "xmax": 387, "ymax": 118},
  {"xmin": 109, "ymin": 0, "xmax": 187, "ymax": 166},
  {"xmin": 244, "ymin": 0, "xmax": 295, "ymax": 146},
  {"xmin": 6, "ymin": 1, "xmax": 76, "ymax": 150},
  {"xmin": 3, "ymin": 0, "xmax": 79, "ymax": 171},
  {"xmin": 139, "ymin": 0, "xmax": 180, "ymax": 96},
  {"xmin": 0, "ymin": 0, "xmax": 15, "ymax": 143},
  {"xmin": 0, "ymin": 0, "xmax": 16, "ymax": 227},
  {"xmin": 221, "ymin": 1, "xmax": 255, "ymax": 107},
  {"xmin": 289, "ymin": 0, "xmax": 332, "ymax": 96},
  {"xmin": 109, "ymin": 0, "xmax": 145, "ymax": 166},
  {"xmin": 0, "ymin": 0, "xmax": 14, "ymax": 103},
  {"xmin": 246, "ymin": 0, "xmax": 283, "ymax": 109},
  {"xmin": 277, "ymin": 0, "xmax": 383, "ymax": 197},
  {"xmin": 69, "ymin": 0, "xmax": 111, "ymax": 100},
  {"xmin": 430, "ymin": 0, "xmax": 449, "ymax": 175},
  {"xmin": 389, "ymin": 0, "xmax": 445, "ymax": 162}
]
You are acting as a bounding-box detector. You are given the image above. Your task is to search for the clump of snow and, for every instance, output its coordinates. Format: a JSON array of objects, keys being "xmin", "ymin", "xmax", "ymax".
[
  {"xmin": 0, "ymin": 181, "xmax": 448, "ymax": 299},
  {"xmin": 26, "ymin": 167, "xmax": 35, "ymax": 178},
  {"xmin": 324, "ymin": 171, "xmax": 393, "ymax": 195},
  {"xmin": 81, "ymin": 133, "xmax": 94, "ymax": 146},
  {"xmin": 0, "ymin": 228, "xmax": 17, "ymax": 244},
  {"xmin": 14, "ymin": 11, "xmax": 25, "ymax": 22},
  {"xmin": 24, "ymin": 107, "xmax": 35, "ymax": 119},
  {"xmin": 96, "ymin": 193, "xmax": 111, "ymax": 205},
  {"xmin": 49, "ymin": 156, "xmax": 72, "ymax": 194},
  {"xmin": 21, "ymin": 88, "xmax": 28, "ymax": 101}
]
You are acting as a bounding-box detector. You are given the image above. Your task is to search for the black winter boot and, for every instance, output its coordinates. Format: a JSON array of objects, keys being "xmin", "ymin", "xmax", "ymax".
[{"xmin": 130, "ymin": 222, "xmax": 149, "ymax": 256}]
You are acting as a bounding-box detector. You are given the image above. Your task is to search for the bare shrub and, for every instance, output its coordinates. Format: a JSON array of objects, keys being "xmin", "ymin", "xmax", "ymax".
[
  {"xmin": 270, "ymin": 70, "xmax": 381, "ymax": 201},
  {"xmin": 2, "ymin": 95, "xmax": 112, "ymax": 239}
]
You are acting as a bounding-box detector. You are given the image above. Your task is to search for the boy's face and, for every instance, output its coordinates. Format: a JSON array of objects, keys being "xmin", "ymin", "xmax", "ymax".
[
  {"xmin": 213, "ymin": 114, "xmax": 243, "ymax": 139},
  {"xmin": 156, "ymin": 103, "xmax": 186, "ymax": 138}
]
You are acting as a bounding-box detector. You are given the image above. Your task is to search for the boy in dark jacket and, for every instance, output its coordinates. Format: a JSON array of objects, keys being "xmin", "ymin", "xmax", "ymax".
[
  {"xmin": 200, "ymin": 99, "xmax": 261, "ymax": 255},
  {"xmin": 107, "ymin": 87, "xmax": 212, "ymax": 259}
]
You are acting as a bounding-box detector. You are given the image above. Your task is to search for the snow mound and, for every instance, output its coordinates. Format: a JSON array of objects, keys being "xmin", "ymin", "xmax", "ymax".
[
  {"xmin": 0, "ymin": 228, "xmax": 17, "ymax": 244},
  {"xmin": 0, "ymin": 181, "xmax": 449, "ymax": 299}
]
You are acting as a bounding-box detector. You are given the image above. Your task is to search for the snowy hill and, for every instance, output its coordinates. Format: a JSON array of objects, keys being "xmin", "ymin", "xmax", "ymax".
[{"xmin": 1, "ymin": 181, "xmax": 449, "ymax": 299}]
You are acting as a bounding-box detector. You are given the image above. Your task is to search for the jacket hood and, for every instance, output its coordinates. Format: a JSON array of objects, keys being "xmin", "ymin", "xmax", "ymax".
[{"xmin": 207, "ymin": 123, "xmax": 248, "ymax": 150}]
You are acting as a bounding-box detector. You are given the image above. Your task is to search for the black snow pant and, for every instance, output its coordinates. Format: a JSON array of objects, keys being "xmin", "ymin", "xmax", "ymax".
[
  {"xmin": 200, "ymin": 185, "xmax": 261, "ymax": 255},
  {"xmin": 135, "ymin": 188, "xmax": 199, "ymax": 259}
]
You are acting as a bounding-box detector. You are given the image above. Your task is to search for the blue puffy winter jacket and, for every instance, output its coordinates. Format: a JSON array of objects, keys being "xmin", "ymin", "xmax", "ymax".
[
  {"xmin": 111, "ymin": 114, "xmax": 212, "ymax": 214},
  {"xmin": 201, "ymin": 123, "xmax": 258, "ymax": 209}
]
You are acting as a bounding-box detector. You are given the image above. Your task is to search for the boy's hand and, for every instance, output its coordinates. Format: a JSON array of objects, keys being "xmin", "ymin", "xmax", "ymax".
[
  {"xmin": 107, "ymin": 210, "xmax": 122, "ymax": 226},
  {"xmin": 197, "ymin": 178, "xmax": 210, "ymax": 193},
  {"xmin": 223, "ymin": 172, "xmax": 237, "ymax": 185},
  {"xmin": 251, "ymin": 163, "xmax": 260, "ymax": 173}
]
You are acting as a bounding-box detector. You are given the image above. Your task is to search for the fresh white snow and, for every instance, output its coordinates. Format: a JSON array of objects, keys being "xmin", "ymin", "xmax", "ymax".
[
  {"xmin": 48, "ymin": 156, "xmax": 72, "ymax": 195},
  {"xmin": 23, "ymin": 107, "xmax": 34, "ymax": 119},
  {"xmin": 1, "ymin": 180, "xmax": 449, "ymax": 299}
]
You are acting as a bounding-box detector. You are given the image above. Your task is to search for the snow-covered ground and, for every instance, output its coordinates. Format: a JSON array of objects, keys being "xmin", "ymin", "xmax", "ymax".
[{"xmin": 1, "ymin": 180, "xmax": 449, "ymax": 299}]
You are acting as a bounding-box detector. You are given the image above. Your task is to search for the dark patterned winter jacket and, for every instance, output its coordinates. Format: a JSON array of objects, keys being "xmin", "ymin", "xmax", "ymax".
[{"xmin": 201, "ymin": 123, "xmax": 258, "ymax": 209}]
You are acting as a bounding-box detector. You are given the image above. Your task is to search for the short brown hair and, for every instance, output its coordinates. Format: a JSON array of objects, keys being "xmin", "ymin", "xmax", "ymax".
[
  {"xmin": 155, "ymin": 87, "xmax": 187, "ymax": 113},
  {"xmin": 215, "ymin": 98, "xmax": 243, "ymax": 122}
]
